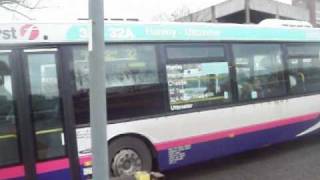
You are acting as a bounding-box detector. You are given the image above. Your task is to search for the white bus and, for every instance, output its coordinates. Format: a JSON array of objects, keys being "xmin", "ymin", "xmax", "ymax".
[{"xmin": 0, "ymin": 22, "xmax": 320, "ymax": 179}]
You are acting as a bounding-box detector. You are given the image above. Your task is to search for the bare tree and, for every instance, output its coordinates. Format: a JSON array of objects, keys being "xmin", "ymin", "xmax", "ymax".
[
  {"xmin": 0, "ymin": 0, "xmax": 43, "ymax": 20},
  {"xmin": 153, "ymin": 5, "xmax": 191, "ymax": 22}
]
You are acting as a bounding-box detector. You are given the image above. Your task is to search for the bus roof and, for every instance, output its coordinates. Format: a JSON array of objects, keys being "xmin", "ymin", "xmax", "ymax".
[{"xmin": 0, "ymin": 21, "xmax": 320, "ymax": 44}]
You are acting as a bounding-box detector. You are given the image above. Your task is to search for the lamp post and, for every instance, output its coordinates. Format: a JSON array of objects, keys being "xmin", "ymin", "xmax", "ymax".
[{"xmin": 88, "ymin": 0, "xmax": 109, "ymax": 179}]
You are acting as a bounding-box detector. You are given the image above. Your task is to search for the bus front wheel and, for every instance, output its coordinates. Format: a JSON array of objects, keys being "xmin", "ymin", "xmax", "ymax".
[{"xmin": 109, "ymin": 136, "xmax": 153, "ymax": 177}]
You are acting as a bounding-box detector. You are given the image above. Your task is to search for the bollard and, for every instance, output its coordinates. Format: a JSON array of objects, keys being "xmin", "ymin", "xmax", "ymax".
[
  {"xmin": 135, "ymin": 171, "xmax": 150, "ymax": 180},
  {"xmin": 110, "ymin": 171, "xmax": 165, "ymax": 180}
]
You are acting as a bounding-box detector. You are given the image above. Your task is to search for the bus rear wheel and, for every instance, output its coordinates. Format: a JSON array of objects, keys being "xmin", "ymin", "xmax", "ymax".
[{"xmin": 109, "ymin": 136, "xmax": 153, "ymax": 177}]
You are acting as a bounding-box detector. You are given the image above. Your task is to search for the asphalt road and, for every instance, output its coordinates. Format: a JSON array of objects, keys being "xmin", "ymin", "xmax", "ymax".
[{"xmin": 165, "ymin": 135, "xmax": 320, "ymax": 180}]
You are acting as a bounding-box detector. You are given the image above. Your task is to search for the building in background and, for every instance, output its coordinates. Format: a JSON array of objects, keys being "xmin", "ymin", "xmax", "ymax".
[
  {"xmin": 293, "ymin": 0, "xmax": 320, "ymax": 26},
  {"xmin": 176, "ymin": 0, "xmax": 319, "ymax": 27}
]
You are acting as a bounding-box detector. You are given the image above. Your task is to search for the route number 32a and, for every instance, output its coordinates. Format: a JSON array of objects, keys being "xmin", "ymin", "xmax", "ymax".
[{"xmin": 109, "ymin": 28, "xmax": 135, "ymax": 39}]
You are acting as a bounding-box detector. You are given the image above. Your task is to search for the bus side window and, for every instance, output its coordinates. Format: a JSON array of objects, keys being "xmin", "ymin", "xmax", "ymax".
[
  {"xmin": 165, "ymin": 45, "xmax": 232, "ymax": 111},
  {"xmin": 287, "ymin": 59, "xmax": 306, "ymax": 94},
  {"xmin": 72, "ymin": 44, "xmax": 165, "ymax": 125},
  {"xmin": 233, "ymin": 44, "xmax": 286, "ymax": 101},
  {"xmin": 166, "ymin": 62, "xmax": 232, "ymax": 111},
  {"xmin": 287, "ymin": 44, "xmax": 320, "ymax": 94}
]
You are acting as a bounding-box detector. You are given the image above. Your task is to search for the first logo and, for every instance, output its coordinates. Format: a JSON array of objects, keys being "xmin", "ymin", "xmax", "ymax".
[{"xmin": 20, "ymin": 24, "xmax": 39, "ymax": 40}]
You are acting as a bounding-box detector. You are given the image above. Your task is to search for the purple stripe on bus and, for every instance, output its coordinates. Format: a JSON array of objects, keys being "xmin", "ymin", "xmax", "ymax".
[
  {"xmin": 37, "ymin": 168, "xmax": 72, "ymax": 180},
  {"xmin": 156, "ymin": 116, "xmax": 320, "ymax": 170},
  {"xmin": 155, "ymin": 112, "xmax": 320, "ymax": 151}
]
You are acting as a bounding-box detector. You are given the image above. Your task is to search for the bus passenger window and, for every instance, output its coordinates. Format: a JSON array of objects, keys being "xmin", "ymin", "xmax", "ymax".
[
  {"xmin": 73, "ymin": 45, "xmax": 159, "ymax": 90},
  {"xmin": 72, "ymin": 45, "xmax": 165, "ymax": 124},
  {"xmin": 233, "ymin": 44, "xmax": 286, "ymax": 101},
  {"xmin": 287, "ymin": 44, "xmax": 320, "ymax": 94},
  {"xmin": 0, "ymin": 54, "xmax": 20, "ymax": 166},
  {"xmin": 166, "ymin": 62, "xmax": 232, "ymax": 111}
]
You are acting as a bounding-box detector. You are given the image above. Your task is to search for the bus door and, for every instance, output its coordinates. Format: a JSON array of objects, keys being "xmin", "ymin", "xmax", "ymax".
[
  {"xmin": 22, "ymin": 48, "xmax": 69, "ymax": 179},
  {"xmin": 0, "ymin": 50, "xmax": 25, "ymax": 180},
  {"xmin": 20, "ymin": 48, "xmax": 80, "ymax": 179},
  {"xmin": 0, "ymin": 48, "xmax": 80, "ymax": 180}
]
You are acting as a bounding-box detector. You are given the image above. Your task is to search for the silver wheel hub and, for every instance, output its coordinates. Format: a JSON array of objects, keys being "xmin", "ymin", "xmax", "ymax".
[{"xmin": 111, "ymin": 149, "xmax": 142, "ymax": 176}]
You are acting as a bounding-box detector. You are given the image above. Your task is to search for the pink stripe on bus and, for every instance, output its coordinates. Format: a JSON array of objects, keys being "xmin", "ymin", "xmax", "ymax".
[
  {"xmin": 0, "ymin": 156, "xmax": 90, "ymax": 179},
  {"xmin": 155, "ymin": 112, "xmax": 320, "ymax": 151},
  {"xmin": 79, "ymin": 155, "xmax": 92, "ymax": 165},
  {"xmin": 0, "ymin": 165, "xmax": 24, "ymax": 179},
  {"xmin": 36, "ymin": 158, "xmax": 70, "ymax": 174}
]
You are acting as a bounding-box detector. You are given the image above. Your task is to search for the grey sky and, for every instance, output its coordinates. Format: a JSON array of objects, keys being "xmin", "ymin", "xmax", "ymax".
[{"xmin": 0, "ymin": 0, "xmax": 292, "ymax": 22}]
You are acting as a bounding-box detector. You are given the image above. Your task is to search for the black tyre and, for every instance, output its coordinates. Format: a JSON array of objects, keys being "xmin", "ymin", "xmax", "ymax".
[{"xmin": 109, "ymin": 136, "xmax": 153, "ymax": 177}]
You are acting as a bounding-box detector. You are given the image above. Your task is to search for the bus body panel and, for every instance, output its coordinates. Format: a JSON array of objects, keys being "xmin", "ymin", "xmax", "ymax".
[{"xmin": 77, "ymin": 94, "xmax": 320, "ymax": 170}]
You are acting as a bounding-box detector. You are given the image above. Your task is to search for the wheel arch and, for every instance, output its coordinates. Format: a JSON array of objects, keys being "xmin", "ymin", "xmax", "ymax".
[{"xmin": 108, "ymin": 133, "xmax": 159, "ymax": 170}]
